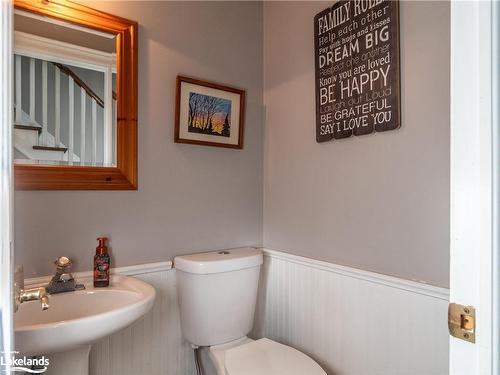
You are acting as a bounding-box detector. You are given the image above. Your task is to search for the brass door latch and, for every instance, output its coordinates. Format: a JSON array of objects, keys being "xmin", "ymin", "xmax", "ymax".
[{"xmin": 448, "ymin": 303, "xmax": 475, "ymax": 343}]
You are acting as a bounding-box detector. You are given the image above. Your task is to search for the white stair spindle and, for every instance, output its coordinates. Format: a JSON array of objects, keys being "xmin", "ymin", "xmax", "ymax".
[
  {"xmin": 103, "ymin": 66, "xmax": 113, "ymax": 165},
  {"xmin": 42, "ymin": 60, "xmax": 48, "ymax": 145},
  {"xmin": 91, "ymin": 98, "xmax": 97, "ymax": 165},
  {"xmin": 55, "ymin": 66, "xmax": 61, "ymax": 147},
  {"xmin": 15, "ymin": 55, "xmax": 21, "ymax": 123},
  {"xmin": 29, "ymin": 57, "xmax": 35, "ymax": 125},
  {"xmin": 80, "ymin": 87, "xmax": 86, "ymax": 165},
  {"xmin": 68, "ymin": 76, "xmax": 74, "ymax": 164},
  {"xmin": 114, "ymin": 98, "xmax": 117, "ymax": 165}
]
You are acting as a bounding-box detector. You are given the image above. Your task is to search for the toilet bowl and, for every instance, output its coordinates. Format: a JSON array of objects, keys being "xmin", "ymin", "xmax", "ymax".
[
  {"xmin": 174, "ymin": 248, "xmax": 326, "ymax": 375},
  {"xmin": 209, "ymin": 337, "xmax": 326, "ymax": 375}
]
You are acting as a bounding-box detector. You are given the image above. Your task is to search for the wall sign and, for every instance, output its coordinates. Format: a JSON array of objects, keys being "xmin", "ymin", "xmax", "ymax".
[{"xmin": 314, "ymin": 0, "xmax": 400, "ymax": 142}]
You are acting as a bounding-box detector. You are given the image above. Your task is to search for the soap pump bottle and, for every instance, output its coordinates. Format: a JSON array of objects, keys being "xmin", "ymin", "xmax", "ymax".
[{"xmin": 94, "ymin": 237, "xmax": 110, "ymax": 287}]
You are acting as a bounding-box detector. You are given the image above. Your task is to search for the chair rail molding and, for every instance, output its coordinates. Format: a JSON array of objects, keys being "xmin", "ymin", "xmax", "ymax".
[
  {"xmin": 24, "ymin": 261, "xmax": 173, "ymax": 286},
  {"xmin": 262, "ymin": 248, "xmax": 449, "ymax": 300}
]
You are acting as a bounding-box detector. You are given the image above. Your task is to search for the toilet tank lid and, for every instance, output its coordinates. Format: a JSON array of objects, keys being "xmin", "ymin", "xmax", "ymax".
[{"xmin": 174, "ymin": 247, "xmax": 263, "ymax": 274}]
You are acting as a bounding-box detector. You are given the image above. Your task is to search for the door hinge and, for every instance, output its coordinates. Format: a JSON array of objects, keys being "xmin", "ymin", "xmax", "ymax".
[{"xmin": 448, "ymin": 303, "xmax": 475, "ymax": 343}]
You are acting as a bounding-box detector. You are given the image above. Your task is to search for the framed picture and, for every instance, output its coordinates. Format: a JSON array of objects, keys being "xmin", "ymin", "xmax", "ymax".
[{"xmin": 175, "ymin": 76, "xmax": 246, "ymax": 149}]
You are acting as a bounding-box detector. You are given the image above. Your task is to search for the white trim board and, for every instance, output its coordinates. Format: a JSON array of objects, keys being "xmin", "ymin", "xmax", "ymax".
[
  {"xmin": 449, "ymin": 1, "xmax": 499, "ymax": 372},
  {"xmin": 262, "ymin": 248, "xmax": 450, "ymax": 301},
  {"xmin": 14, "ymin": 10, "xmax": 115, "ymax": 40},
  {"xmin": 0, "ymin": 0, "xmax": 14, "ymax": 370},
  {"xmin": 14, "ymin": 31, "xmax": 116, "ymax": 73},
  {"xmin": 24, "ymin": 249, "xmax": 449, "ymax": 302},
  {"xmin": 24, "ymin": 261, "xmax": 172, "ymax": 286}
]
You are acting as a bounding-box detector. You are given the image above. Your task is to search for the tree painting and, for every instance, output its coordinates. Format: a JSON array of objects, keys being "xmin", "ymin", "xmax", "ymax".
[{"xmin": 188, "ymin": 92, "xmax": 231, "ymax": 137}]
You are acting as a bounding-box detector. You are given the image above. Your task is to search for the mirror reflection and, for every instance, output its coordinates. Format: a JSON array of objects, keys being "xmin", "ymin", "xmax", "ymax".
[{"xmin": 13, "ymin": 10, "xmax": 117, "ymax": 167}]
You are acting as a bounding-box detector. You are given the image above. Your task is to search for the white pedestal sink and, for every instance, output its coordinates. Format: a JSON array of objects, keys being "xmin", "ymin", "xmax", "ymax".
[{"xmin": 14, "ymin": 275, "xmax": 155, "ymax": 375}]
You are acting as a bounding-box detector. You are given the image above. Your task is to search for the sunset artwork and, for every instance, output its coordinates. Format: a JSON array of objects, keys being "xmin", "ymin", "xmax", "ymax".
[
  {"xmin": 175, "ymin": 76, "xmax": 245, "ymax": 149},
  {"xmin": 188, "ymin": 92, "xmax": 231, "ymax": 137}
]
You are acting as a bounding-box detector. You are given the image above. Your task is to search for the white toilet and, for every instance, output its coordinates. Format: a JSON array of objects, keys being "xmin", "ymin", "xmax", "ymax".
[{"xmin": 174, "ymin": 247, "xmax": 326, "ymax": 375}]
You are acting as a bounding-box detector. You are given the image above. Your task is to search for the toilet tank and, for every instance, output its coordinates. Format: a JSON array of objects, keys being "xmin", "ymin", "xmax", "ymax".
[{"xmin": 174, "ymin": 247, "xmax": 263, "ymax": 347}]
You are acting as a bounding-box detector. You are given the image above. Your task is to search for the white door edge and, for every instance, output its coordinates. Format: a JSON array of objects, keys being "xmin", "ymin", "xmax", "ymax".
[
  {"xmin": 0, "ymin": 1, "xmax": 13, "ymax": 374},
  {"xmin": 491, "ymin": 2, "xmax": 500, "ymax": 373},
  {"xmin": 450, "ymin": 1, "xmax": 499, "ymax": 373}
]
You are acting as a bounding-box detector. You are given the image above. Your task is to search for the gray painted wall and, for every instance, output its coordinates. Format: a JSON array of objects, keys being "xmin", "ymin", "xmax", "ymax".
[
  {"xmin": 15, "ymin": 1, "xmax": 264, "ymax": 277},
  {"xmin": 15, "ymin": 1, "xmax": 450, "ymax": 288},
  {"xmin": 263, "ymin": 1, "xmax": 450, "ymax": 287}
]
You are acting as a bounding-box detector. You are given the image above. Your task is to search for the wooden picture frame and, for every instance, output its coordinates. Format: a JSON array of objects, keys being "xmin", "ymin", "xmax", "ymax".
[
  {"xmin": 175, "ymin": 76, "xmax": 246, "ymax": 149},
  {"xmin": 14, "ymin": 0, "xmax": 138, "ymax": 190}
]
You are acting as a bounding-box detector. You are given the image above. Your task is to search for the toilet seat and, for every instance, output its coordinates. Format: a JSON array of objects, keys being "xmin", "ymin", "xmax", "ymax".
[{"xmin": 223, "ymin": 338, "xmax": 326, "ymax": 375}]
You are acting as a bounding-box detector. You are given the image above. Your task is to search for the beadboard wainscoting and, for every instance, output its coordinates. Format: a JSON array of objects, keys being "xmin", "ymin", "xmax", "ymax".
[
  {"xmin": 252, "ymin": 249, "xmax": 450, "ymax": 375},
  {"xmin": 23, "ymin": 251, "xmax": 449, "ymax": 375},
  {"xmin": 89, "ymin": 263, "xmax": 196, "ymax": 375}
]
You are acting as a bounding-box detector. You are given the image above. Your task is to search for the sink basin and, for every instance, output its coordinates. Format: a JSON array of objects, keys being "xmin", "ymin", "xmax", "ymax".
[{"xmin": 15, "ymin": 274, "xmax": 155, "ymax": 372}]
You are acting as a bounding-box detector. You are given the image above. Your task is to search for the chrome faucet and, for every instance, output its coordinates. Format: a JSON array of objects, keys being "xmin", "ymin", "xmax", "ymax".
[{"xmin": 46, "ymin": 256, "xmax": 85, "ymax": 294}]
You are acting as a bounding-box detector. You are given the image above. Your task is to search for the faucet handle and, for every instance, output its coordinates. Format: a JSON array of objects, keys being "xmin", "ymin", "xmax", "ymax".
[
  {"xmin": 40, "ymin": 294, "xmax": 50, "ymax": 310},
  {"xmin": 55, "ymin": 256, "xmax": 72, "ymax": 270}
]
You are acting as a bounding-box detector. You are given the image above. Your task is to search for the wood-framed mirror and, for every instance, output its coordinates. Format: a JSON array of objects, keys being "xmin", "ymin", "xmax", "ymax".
[{"xmin": 13, "ymin": 0, "xmax": 137, "ymax": 190}]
